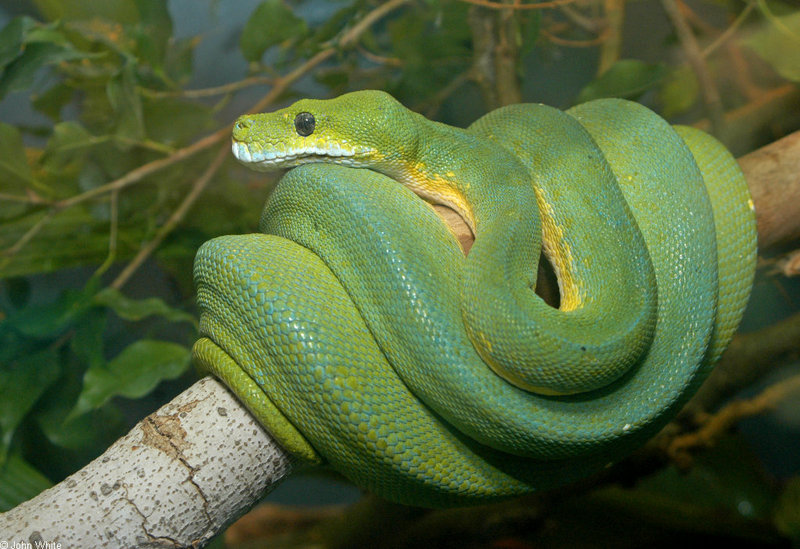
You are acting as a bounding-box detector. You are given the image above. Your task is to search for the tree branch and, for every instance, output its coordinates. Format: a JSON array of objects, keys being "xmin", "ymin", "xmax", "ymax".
[
  {"xmin": 740, "ymin": 129, "xmax": 800, "ymax": 249},
  {"xmin": 467, "ymin": 1, "xmax": 523, "ymax": 109},
  {"xmin": 109, "ymin": 144, "xmax": 229, "ymax": 290},
  {"xmin": 459, "ymin": 0, "xmax": 579, "ymax": 9},
  {"xmin": 597, "ymin": 0, "xmax": 625, "ymax": 74},
  {"xmin": 668, "ymin": 373, "xmax": 800, "ymax": 467},
  {"xmin": 0, "ymin": 377, "xmax": 294, "ymax": 547},
  {"xmin": 684, "ymin": 310, "xmax": 800, "ymax": 416},
  {"xmin": 661, "ymin": 0, "xmax": 726, "ymax": 136}
]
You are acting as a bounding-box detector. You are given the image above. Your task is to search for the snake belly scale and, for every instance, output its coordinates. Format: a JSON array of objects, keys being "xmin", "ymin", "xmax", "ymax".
[{"xmin": 192, "ymin": 90, "xmax": 756, "ymax": 507}]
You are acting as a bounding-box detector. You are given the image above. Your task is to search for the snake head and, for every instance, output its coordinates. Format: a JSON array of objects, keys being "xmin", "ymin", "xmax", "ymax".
[{"xmin": 231, "ymin": 90, "xmax": 419, "ymax": 172}]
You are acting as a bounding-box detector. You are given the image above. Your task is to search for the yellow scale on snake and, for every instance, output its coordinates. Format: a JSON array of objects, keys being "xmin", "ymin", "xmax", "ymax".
[{"xmin": 192, "ymin": 90, "xmax": 757, "ymax": 507}]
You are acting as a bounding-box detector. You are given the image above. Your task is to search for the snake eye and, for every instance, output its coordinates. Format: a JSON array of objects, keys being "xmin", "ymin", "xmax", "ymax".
[{"xmin": 294, "ymin": 112, "xmax": 315, "ymax": 137}]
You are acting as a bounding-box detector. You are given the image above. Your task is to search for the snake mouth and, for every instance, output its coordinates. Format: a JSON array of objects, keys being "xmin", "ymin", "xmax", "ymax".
[{"xmin": 232, "ymin": 140, "xmax": 374, "ymax": 170}]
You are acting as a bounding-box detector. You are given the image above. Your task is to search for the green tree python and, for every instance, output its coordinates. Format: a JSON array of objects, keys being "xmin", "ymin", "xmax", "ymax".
[{"xmin": 192, "ymin": 90, "xmax": 757, "ymax": 507}]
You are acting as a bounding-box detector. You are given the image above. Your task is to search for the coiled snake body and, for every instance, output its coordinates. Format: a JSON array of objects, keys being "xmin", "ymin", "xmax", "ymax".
[{"xmin": 193, "ymin": 91, "xmax": 756, "ymax": 507}]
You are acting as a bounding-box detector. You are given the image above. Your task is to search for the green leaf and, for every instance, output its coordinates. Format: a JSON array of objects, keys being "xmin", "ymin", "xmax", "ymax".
[
  {"xmin": 132, "ymin": 0, "xmax": 173, "ymax": 70},
  {"xmin": 305, "ymin": 2, "xmax": 359, "ymax": 47},
  {"xmin": 71, "ymin": 306, "xmax": 106, "ymax": 370},
  {"xmin": 141, "ymin": 96, "xmax": 215, "ymax": 145},
  {"xmin": 26, "ymin": 23, "xmax": 74, "ymax": 49},
  {"xmin": 36, "ymin": 397, "xmax": 125, "ymax": 451},
  {"xmin": 775, "ymin": 476, "xmax": 800, "ymax": 541},
  {"xmin": 32, "ymin": 0, "xmax": 140, "ymax": 23},
  {"xmin": 520, "ymin": 11, "xmax": 542, "ymax": 59},
  {"xmin": 0, "ymin": 16, "xmax": 37, "ymax": 72},
  {"xmin": 42, "ymin": 121, "xmax": 103, "ymax": 171},
  {"xmin": 31, "ymin": 81, "xmax": 76, "ymax": 120},
  {"xmin": 33, "ymin": 317, "xmax": 126, "ymax": 453},
  {"xmin": 163, "ymin": 36, "xmax": 196, "ymax": 84},
  {"xmin": 658, "ymin": 66, "xmax": 699, "ymax": 119},
  {"xmin": 4, "ymin": 285, "xmax": 96, "ymax": 338},
  {"xmin": 93, "ymin": 287, "xmax": 197, "ymax": 326},
  {"xmin": 576, "ymin": 60, "xmax": 667, "ymax": 104},
  {"xmin": 239, "ymin": 0, "xmax": 308, "ymax": 63},
  {"xmin": 0, "ymin": 453, "xmax": 52, "ymax": 512},
  {"xmin": 0, "ymin": 207, "xmax": 142, "ymax": 278},
  {"xmin": 743, "ymin": 10, "xmax": 800, "ymax": 82},
  {"xmin": 46, "ymin": 121, "xmax": 98, "ymax": 153},
  {"xmin": 0, "ymin": 18, "xmax": 89, "ymax": 100},
  {"xmin": 186, "ymin": 169, "xmax": 268, "ymax": 236},
  {"xmin": 0, "ymin": 122, "xmax": 37, "ymax": 193},
  {"xmin": 70, "ymin": 339, "xmax": 191, "ymax": 418},
  {"xmin": 0, "ymin": 41, "xmax": 88, "ymax": 99},
  {"xmin": 0, "ymin": 348, "xmax": 61, "ymax": 455},
  {"xmin": 107, "ymin": 62, "xmax": 145, "ymax": 142},
  {"xmin": 384, "ymin": 3, "xmax": 472, "ymax": 102},
  {"xmin": 4, "ymin": 277, "xmax": 31, "ymax": 309}
]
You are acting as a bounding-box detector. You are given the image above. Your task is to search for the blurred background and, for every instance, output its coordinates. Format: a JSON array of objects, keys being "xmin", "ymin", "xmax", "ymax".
[{"xmin": 1, "ymin": 0, "xmax": 799, "ymax": 547}]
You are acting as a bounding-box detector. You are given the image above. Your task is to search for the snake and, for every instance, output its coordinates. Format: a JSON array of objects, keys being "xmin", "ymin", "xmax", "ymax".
[{"xmin": 192, "ymin": 90, "xmax": 757, "ymax": 507}]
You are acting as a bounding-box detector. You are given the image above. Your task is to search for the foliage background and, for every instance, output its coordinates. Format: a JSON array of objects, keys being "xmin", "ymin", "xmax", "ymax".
[{"xmin": 1, "ymin": 0, "xmax": 799, "ymax": 546}]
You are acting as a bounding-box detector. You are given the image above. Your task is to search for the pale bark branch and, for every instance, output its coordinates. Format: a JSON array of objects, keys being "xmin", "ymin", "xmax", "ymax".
[
  {"xmin": 0, "ymin": 377, "xmax": 294, "ymax": 548},
  {"xmin": 740, "ymin": 129, "xmax": 800, "ymax": 249}
]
